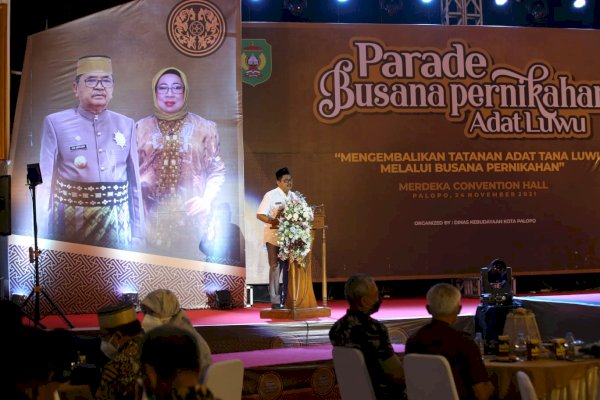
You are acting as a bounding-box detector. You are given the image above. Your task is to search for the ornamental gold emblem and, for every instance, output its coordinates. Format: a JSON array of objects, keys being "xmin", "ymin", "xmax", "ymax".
[{"xmin": 166, "ymin": 0, "xmax": 227, "ymax": 58}]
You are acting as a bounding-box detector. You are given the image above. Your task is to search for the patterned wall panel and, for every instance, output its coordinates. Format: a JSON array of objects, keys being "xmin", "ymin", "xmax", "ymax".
[{"xmin": 9, "ymin": 244, "xmax": 245, "ymax": 315}]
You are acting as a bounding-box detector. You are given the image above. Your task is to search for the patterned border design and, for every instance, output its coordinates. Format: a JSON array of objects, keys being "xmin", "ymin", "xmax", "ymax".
[{"xmin": 8, "ymin": 244, "xmax": 244, "ymax": 315}]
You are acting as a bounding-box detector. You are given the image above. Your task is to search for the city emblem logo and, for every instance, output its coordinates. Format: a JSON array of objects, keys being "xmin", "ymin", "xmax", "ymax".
[{"xmin": 241, "ymin": 39, "xmax": 272, "ymax": 87}]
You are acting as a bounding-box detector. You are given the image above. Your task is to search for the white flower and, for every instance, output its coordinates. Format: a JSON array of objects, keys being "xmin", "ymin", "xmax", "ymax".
[{"xmin": 277, "ymin": 193, "xmax": 314, "ymax": 267}]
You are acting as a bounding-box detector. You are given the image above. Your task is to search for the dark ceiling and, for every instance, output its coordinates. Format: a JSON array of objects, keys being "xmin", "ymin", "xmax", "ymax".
[{"xmin": 8, "ymin": 0, "xmax": 600, "ymax": 124}]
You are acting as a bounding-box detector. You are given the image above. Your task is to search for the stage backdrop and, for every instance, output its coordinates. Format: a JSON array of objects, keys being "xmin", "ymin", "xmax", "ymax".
[
  {"xmin": 9, "ymin": 0, "xmax": 244, "ymax": 313},
  {"xmin": 243, "ymin": 23, "xmax": 600, "ymax": 284}
]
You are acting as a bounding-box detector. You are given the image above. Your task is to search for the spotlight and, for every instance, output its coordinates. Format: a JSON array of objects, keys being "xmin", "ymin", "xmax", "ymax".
[
  {"xmin": 380, "ymin": 0, "xmax": 403, "ymax": 15},
  {"xmin": 524, "ymin": 0, "xmax": 550, "ymax": 25},
  {"xmin": 573, "ymin": 0, "xmax": 585, "ymax": 7},
  {"xmin": 215, "ymin": 290, "xmax": 233, "ymax": 310},
  {"xmin": 495, "ymin": 0, "xmax": 508, "ymax": 5},
  {"xmin": 283, "ymin": 0, "xmax": 307, "ymax": 16},
  {"xmin": 480, "ymin": 259, "xmax": 513, "ymax": 306},
  {"xmin": 26, "ymin": 163, "xmax": 42, "ymax": 187},
  {"xmin": 121, "ymin": 292, "xmax": 139, "ymax": 309},
  {"xmin": 11, "ymin": 293, "xmax": 28, "ymax": 306}
]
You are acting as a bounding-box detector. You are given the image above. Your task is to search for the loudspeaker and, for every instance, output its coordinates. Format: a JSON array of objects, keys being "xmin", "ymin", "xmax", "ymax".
[
  {"xmin": 26, "ymin": 163, "xmax": 42, "ymax": 186},
  {"xmin": 0, "ymin": 175, "xmax": 10, "ymax": 236},
  {"xmin": 215, "ymin": 290, "xmax": 233, "ymax": 309}
]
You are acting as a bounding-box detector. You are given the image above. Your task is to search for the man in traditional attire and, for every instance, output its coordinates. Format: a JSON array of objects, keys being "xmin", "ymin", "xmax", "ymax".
[
  {"xmin": 96, "ymin": 303, "xmax": 144, "ymax": 400},
  {"xmin": 39, "ymin": 55, "xmax": 144, "ymax": 249},
  {"xmin": 136, "ymin": 67, "xmax": 225, "ymax": 258}
]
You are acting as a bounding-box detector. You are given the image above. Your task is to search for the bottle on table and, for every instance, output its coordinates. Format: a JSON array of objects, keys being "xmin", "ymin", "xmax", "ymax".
[
  {"xmin": 527, "ymin": 338, "xmax": 541, "ymax": 360},
  {"xmin": 497, "ymin": 335, "xmax": 511, "ymax": 359},
  {"xmin": 565, "ymin": 332, "xmax": 576, "ymax": 360},
  {"xmin": 474, "ymin": 332, "xmax": 485, "ymax": 358},
  {"xmin": 513, "ymin": 333, "xmax": 528, "ymax": 361},
  {"xmin": 552, "ymin": 338, "xmax": 567, "ymax": 360}
]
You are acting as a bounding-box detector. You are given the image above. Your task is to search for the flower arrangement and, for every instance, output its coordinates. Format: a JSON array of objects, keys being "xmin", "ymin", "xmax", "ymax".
[{"xmin": 277, "ymin": 193, "xmax": 314, "ymax": 267}]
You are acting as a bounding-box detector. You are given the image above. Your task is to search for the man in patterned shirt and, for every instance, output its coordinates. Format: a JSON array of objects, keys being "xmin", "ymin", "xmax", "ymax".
[
  {"xmin": 329, "ymin": 273, "xmax": 404, "ymax": 399},
  {"xmin": 96, "ymin": 303, "xmax": 144, "ymax": 400}
]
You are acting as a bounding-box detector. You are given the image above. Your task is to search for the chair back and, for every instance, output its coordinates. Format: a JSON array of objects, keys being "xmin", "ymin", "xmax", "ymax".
[
  {"xmin": 517, "ymin": 371, "xmax": 539, "ymax": 400},
  {"xmin": 403, "ymin": 353, "xmax": 460, "ymax": 400},
  {"xmin": 203, "ymin": 359, "xmax": 244, "ymax": 400},
  {"xmin": 332, "ymin": 346, "xmax": 377, "ymax": 400}
]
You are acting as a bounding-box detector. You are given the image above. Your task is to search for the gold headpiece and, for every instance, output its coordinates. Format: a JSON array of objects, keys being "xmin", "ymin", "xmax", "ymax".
[
  {"xmin": 97, "ymin": 303, "xmax": 137, "ymax": 329},
  {"xmin": 77, "ymin": 55, "xmax": 112, "ymax": 75}
]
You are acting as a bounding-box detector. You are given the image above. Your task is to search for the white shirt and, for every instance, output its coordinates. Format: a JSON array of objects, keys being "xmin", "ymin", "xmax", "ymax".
[{"xmin": 257, "ymin": 187, "xmax": 298, "ymax": 245}]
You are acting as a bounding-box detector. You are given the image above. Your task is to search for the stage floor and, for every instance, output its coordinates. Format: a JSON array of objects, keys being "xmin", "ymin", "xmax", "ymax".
[
  {"xmin": 35, "ymin": 297, "xmax": 482, "ymax": 330},
  {"xmin": 30, "ymin": 292, "xmax": 600, "ymax": 353}
]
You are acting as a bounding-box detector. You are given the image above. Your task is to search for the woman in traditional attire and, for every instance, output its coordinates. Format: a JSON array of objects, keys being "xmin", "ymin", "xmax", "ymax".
[{"xmin": 136, "ymin": 67, "xmax": 225, "ymax": 257}]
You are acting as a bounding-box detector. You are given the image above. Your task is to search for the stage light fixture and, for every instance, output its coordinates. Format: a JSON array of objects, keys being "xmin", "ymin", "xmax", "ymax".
[
  {"xmin": 380, "ymin": 0, "xmax": 403, "ymax": 15},
  {"xmin": 121, "ymin": 292, "xmax": 139, "ymax": 309},
  {"xmin": 524, "ymin": 0, "xmax": 550, "ymax": 25},
  {"xmin": 283, "ymin": 0, "xmax": 307, "ymax": 16},
  {"xmin": 480, "ymin": 258, "xmax": 513, "ymax": 306},
  {"xmin": 215, "ymin": 289, "xmax": 233, "ymax": 309},
  {"xmin": 11, "ymin": 293, "xmax": 27, "ymax": 306},
  {"xmin": 495, "ymin": 0, "xmax": 509, "ymax": 6},
  {"xmin": 573, "ymin": 0, "xmax": 585, "ymax": 8},
  {"xmin": 26, "ymin": 163, "xmax": 42, "ymax": 187}
]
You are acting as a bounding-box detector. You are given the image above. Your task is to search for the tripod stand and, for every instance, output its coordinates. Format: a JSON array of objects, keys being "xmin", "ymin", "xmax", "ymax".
[{"xmin": 21, "ymin": 163, "xmax": 73, "ymax": 329}]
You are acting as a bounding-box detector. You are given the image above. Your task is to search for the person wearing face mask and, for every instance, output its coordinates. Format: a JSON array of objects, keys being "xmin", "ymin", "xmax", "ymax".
[
  {"xmin": 405, "ymin": 283, "xmax": 494, "ymax": 400},
  {"xmin": 95, "ymin": 303, "xmax": 144, "ymax": 400},
  {"xmin": 329, "ymin": 273, "xmax": 405, "ymax": 400},
  {"xmin": 140, "ymin": 289, "xmax": 212, "ymax": 379},
  {"xmin": 136, "ymin": 67, "xmax": 225, "ymax": 259}
]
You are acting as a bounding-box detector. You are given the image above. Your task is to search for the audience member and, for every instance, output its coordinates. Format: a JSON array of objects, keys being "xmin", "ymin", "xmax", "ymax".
[
  {"xmin": 0, "ymin": 298, "xmax": 25, "ymax": 330},
  {"xmin": 95, "ymin": 303, "xmax": 144, "ymax": 400},
  {"xmin": 6, "ymin": 326, "xmax": 52, "ymax": 400},
  {"xmin": 140, "ymin": 289, "xmax": 212, "ymax": 378},
  {"xmin": 405, "ymin": 283, "xmax": 495, "ymax": 400},
  {"xmin": 140, "ymin": 325, "xmax": 216, "ymax": 400},
  {"xmin": 329, "ymin": 273, "xmax": 404, "ymax": 400}
]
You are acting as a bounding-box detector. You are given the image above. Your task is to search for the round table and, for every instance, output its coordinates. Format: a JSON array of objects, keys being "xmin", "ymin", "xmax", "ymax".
[{"xmin": 484, "ymin": 357, "xmax": 600, "ymax": 400}]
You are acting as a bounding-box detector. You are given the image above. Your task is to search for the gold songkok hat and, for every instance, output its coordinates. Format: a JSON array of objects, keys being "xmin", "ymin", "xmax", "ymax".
[
  {"xmin": 77, "ymin": 55, "xmax": 112, "ymax": 75},
  {"xmin": 97, "ymin": 303, "xmax": 137, "ymax": 329}
]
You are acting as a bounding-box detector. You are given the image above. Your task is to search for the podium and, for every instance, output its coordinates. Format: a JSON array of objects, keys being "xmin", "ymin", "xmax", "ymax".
[{"xmin": 260, "ymin": 205, "xmax": 331, "ymax": 320}]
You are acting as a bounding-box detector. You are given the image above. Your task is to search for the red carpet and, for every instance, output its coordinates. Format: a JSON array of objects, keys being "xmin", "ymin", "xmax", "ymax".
[
  {"xmin": 31, "ymin": 292, "xmax": 600, "ymax": 331},
  {"xmin": 33, "ymin": 297, "xmax": 482, "ymax": 330}
]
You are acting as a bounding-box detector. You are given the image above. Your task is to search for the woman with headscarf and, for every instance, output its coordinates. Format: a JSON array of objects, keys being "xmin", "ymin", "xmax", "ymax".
[
  {"xmin": 140, "ymin": 289, "xmax": 212, "ymax": 377},
  {"xmin": 136, "ymin": 67, "xmax": 225, "ymax": 258}
]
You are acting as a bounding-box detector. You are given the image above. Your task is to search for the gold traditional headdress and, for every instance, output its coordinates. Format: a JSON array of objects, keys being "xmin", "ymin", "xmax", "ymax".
[
  {"xmin": 76, "ymin": 55, "xmax": 112, "ymax": 75},
  {"xmin": 97, "ymin": 303, "xmax": 137, "ymax": 329}
]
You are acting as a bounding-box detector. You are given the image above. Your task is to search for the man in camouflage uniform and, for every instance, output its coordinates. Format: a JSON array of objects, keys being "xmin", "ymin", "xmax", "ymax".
[{"xmin": 329, "ymin": 273, "xmax": 405, "ymax": 400}]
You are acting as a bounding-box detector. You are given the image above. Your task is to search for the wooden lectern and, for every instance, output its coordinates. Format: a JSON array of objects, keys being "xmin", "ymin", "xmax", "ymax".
[{"xmin": 260, "ymin": 205, "xmax": 331, "ymax": 320}]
